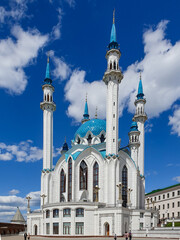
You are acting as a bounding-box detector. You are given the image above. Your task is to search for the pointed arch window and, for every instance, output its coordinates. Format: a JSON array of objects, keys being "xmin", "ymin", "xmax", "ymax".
[
  {"xmin": 68, "ymin": 158, "xmax": 72, "ymax": 201},
  {"xmin": 47, "ymin": 94, "xmax": 49, "ymax": 102},
  {"xmin": 77, "ymin": 137, "xmax": 80, "ymax": 144},
  {"xmin": 60, "ymin": 169, "xmax": 66, "ymax": 202},
  {"xmin": 50, "ymin": 96, "xmax": 52, "ymax": 102},
  {"xmin": 80, "ymin": 160, "xmax": 88, "ymax": 190},
  {"xmin": 87, "ymin": 134, "xmax": 92, "ymax": 144},
  {"xmin": 100, "ymin": 134, "xmax": 105, "ymax": 143},
  {"xmin": 122, "ymin": 165, "xmax": 128, "ymax": 207},
  {"xmin": 110, "ymin": 62, "xmax": 112, "ymax": 70},
  {"xmin": 93, "ymin": 162, "xmax": 99, "ymax": 202},
  {"xmin": 114, "ymin": 61, "xmax": 116, "ymax": 70}
]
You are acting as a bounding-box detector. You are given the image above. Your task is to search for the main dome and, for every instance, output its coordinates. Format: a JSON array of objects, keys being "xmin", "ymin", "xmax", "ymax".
[{"xmin": 74, "ymin": 119, "xmax": 106, "ymax": 139}]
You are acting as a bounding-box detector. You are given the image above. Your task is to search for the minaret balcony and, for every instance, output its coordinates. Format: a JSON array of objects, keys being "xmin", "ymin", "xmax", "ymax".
[
  {"xmin": 103, "ymin": 70, "xmax": 123, "ymax": 85},
  {"xmin": 133, "ymin": 113, "xmax": 148, "ymax": 122},
  {"xmin": 40, "ymin": 101, "xmax": 56, "ymax": 111}
]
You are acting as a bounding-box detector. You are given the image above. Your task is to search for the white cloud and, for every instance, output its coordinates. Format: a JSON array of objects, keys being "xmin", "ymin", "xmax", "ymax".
[
  {"xmin": 0, "ymin": 140, "xmax": 60, "ymax": 162},
  {"xmin": 0, "ymin": 25, "xmax": 48, "ymax": 94},
  {"xmin": 0, "ymin": 190, "xmax": 40, "ymax": 222},
  {"xmin": 65, "ymin": 70, "xmax": 106, "ymax": 122},
  {"xmin": 0, "ymin": 0, "xmax": 33, "ymax": 24},
  {"xmin": 63, "ymin": 20, "xmax": 180, "ymax": 124},
  {"xmin": 53, "ymin": 56, "xmax": 71, "ymax": 81},
  {"xmin": 172, "ymin": 176, "xmax": 180, "ymax": 183},
  {"xmin": 9, "ymin": 189, "xmax": 20, "ymax": 195},
  {"xmin": 168, "ymin": 105, "xmax": 180, "ymax": 137},
  {"xmin": 0, "ymin": 140, "xmax": 43, "ymax": 162},
  {"xmin": 51, "ymin": 8, "xmax": 63, "ymax": 40}
]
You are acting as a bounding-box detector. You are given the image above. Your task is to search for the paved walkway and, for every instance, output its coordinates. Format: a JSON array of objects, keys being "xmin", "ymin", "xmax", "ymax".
[{"xmin": 1, "ymin": 236, "xmax": 180, "ymax": 240}]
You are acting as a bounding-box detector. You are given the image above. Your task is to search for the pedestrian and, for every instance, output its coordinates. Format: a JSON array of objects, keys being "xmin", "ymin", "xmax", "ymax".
[
  {"xmin": 129, "ymin": 230, "xmax": 132, "ymax": 240},
  {"xmin": 24, "ymin": 232, "xmax": 27, "ymax": 240},
  {"xmin": 27, "ymin": 233, "xmax": 30, "ymax": 240},
  {"xmin": 114, "ymin": 233, "xmax": 117, "ymax": 240},
  {"xmin": 125, "ymin": 231, "xmax": 128, "ymax": 240}
]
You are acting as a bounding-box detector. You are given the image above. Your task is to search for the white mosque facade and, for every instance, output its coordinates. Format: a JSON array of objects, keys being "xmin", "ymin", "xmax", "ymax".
[{"xmin": 27, "ymin": 15, "xmax": 158, "ymax": 236}]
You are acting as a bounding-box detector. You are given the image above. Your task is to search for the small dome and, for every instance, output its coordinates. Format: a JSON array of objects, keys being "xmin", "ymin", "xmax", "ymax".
[
  {"xmin": 130, "ymin": 121, "xmax": 138, "ymax": 132},
  {"xmin": 74, "ymin": 119, "xmax": 106, "ymax": 139},
  {"xmin": 62, "ymin": 142, "xmax": 68, "ymax": 151},
  {"xmin": 61, "ymin": 140, "xmax": 69, "ymax": 155}
]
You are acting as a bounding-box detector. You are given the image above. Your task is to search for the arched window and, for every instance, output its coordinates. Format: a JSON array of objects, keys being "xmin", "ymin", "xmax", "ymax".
[
  {"xmin": 80, "ymin": 160, "xmax": 88, "ymax": 190},
  {"xmin": 114, "ymin": 61, "xmax": 116, "ymax": 70},
  {"xmin": 44, "ymin": 95, "xmax": 46, "ymax": 101},
  {"xmin": 100, "ymin": 134, "xmax": 105, "ymax": 143},
  {"xmin": 93, "ymin": 162, "xmax": 99, "ymax": 202},
  {"xmin": 68, "ymin": 158, "xmax": 72, "ymax": 201},
  {"xmin": 60, "ymin": 169, "xmax": 66, "ymax": 202},
  {"xmin": 77, "ymin": 137, "xmax": 80, "ymax": 144},
  {"xmin": 87, "ymin": 134, "xmax": 92, "ymax": 144},
  {"xmin": 47, "ymin": 94, "xmax": 49, "ymax": 102},
  {"xmin": 117, "ymin": 63, "xmax": 119, "ymax": 69},
  {"xmin": 50, "ymin": 96, "xmax": 52, "ymax": 102},
  {"xmin": 53, "ymin": 209, "xmax": 59, "ymax": 218},
  {"xmin": 122, "ymin": 166, "xmax": 128, "ymax": 207},
  {"xmin": 76, "ymin": 208, "xmax": 84, "ymax": 217},
  {"xmin": 141, "ymin": 107, "xmax": 143, "ymax": 114},
  {"xmin": 63, "ymin": 208, "xmax": 71, "ymax": 217},
  {"xmin": 110, "ymin": 62, "xmax": 112, "ymax": 70},
  {"xmin": 46, "ymin": 210, "xmax": 50, "ymax": 218}
]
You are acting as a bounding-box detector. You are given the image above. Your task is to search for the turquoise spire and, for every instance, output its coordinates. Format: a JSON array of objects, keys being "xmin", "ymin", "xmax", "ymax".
[
  {"xmin": 110, "ymin": 10, "xmax": 117, "ymax": 43},
  {"xmin": 81, "ymin": 95, "xmax": 90, "ymax": 124},
  {"xmin": 44, "ymin": 54, "xmax": 52, "ymax": 85},
  {"xmin": 137, "ymin": 72, "xmax": 144, "ymax": 100},
  {"xmin": 83, "ymin": 95, "xmax": 89, "ymax": 120},
  {"xmin": 108, "ymin": 10, "xmax": 119, "ymax": 50}
]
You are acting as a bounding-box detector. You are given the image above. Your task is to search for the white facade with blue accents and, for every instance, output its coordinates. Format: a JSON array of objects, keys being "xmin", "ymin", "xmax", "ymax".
[{"xmin": 27, "ymin": 13, "xmax": 158, "ymax": 237}]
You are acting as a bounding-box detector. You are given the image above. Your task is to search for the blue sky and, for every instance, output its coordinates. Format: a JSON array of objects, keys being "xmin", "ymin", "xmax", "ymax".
[{"xmin": 0, "ymin": 0, "xmax": 180, "ymax": 222}]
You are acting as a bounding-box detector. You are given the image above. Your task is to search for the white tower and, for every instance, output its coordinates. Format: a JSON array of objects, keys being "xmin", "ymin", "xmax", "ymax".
[
  {"xmin": 103, "ymin": 11, "xmax": 123, "ymax": 156},
  {"xmin": 128, "ymin": 121, "xmax": 140, "ymax": 166},
  {"xmin": 133, "ymin": 74, "xmax": 147, "ymax": 176},
  {"xmin": 128, "ymin": 121, "xmax": 140, "ymax": 208},
  {"xmin": 40, "ymin": 57, "xmax": 56, "ymax": 171}
]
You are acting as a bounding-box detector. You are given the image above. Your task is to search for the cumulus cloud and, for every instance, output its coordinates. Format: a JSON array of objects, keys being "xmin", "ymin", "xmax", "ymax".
[
  {"xmin": 168, "ymin": 105, "xmax": 180, "ymax": 136},
  {"xmin": 64, "ymin": 70, "xmax": 105, "ymax": 121},
  {"xmin": 53, "ymin": 56, "xmax": 71, "ymax": 81},
  {"xmin": 0, "ymin": 190, "xmax": 40, "ymax": 222},
  {"xmin": 172, "ymin": 176, "xmax": 180, "ymax": 183},
  {"xmin": 0, "ymin": 140, "xmax": 60, "ymax": 162},
  {"xmin": 9, "ymin": 189, "xmax": 20, "ymax": 195},
  {"xmin": 0, "ymin": 25, "xmax": 48, "ymax": 94},
  {"xmin": 0, "ymin": 140, "xmax": 43, "ymax": 162},
  {"xmin": 63, "ymin": 20, "xmax": 180, "ymax": 124}
]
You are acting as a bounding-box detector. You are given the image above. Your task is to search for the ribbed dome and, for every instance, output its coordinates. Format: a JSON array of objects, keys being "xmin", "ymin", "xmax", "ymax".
[{"xmin": 74, "ymin": 119, "xmax": 106, "ymax": 139}]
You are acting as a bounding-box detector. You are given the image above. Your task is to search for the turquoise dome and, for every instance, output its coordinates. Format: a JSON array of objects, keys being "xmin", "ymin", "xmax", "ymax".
[
  {"xmin": 74, "ymin": 119, "xmax": 106, "ymax": 139},
  {"xmin": 130, "ymin": 121, "xmax": 139, "ymax": 132}
]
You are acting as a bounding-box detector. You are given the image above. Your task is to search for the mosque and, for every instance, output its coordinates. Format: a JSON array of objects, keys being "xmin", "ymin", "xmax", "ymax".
[{"xmin": 27, "ymin": 13, "xmax": 158, "ymax": 236}]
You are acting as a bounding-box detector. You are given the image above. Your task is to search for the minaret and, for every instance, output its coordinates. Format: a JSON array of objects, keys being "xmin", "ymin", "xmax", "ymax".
[
  {"xmin": 81, "ymin": 96, "xmax": 90, "ymax": 124},
  {"xmin": 133, "ymin": 73, "xmax": 147, "ymax": 176},
  {"xmin": 103, "ymin": 10, "xmax": 123, "ymax": 155},
  {"xmin": 40, "ymin": 56, "xmax": 56, "ymax": 170},
  {"xmin": 128, "ymin": 121, "xmax": 140, "ymax": 166}
]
